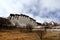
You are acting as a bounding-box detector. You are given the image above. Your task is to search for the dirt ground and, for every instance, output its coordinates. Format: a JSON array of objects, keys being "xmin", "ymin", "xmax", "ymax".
[
  {"xmin": 0, "ymin": 30, "xmax": 60, "ymax": 40},
  {"xmin": 0, "ymin": 31, "xmax": 40, "ymax": 40}
]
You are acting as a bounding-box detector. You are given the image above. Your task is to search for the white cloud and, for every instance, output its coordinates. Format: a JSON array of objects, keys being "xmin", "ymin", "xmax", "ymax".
[
  {"xmin": 40, "ymin": 0, "xmax": 60, "ymax": 10},
  {"xmin": 0, "ymin": 0, "xmax": 60, "ymax": 23},
  {"xmin": 22, "ymin": 12, "xmax": 34, "ymax": 18},
  {"xmin": 0, "ymin": 0, "xmax": 35, "ymax": 17},
  {"xmin": 34, "ymin": 16, "xmax": 58, "ymax": 23}
]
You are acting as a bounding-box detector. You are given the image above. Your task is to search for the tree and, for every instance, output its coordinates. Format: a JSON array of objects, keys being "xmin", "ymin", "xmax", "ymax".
[{"xmin": 26, "ymin": 24, "xmax": 33, "ymax": 32}]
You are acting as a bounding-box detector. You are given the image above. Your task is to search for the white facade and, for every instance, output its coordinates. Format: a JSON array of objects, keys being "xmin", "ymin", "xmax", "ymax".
[{"xmin": 8, "ymin": 14, "xmax": 37, "ymax": 28}]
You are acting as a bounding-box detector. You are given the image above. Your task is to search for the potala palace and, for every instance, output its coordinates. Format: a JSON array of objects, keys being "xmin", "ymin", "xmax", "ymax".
[{"xmin": 0, "ymin": 14, "xmax": 60, "ymax": 31}]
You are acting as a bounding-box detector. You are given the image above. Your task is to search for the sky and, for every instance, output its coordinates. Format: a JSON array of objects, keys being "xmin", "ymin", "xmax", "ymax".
[{"xmin": 0, "ymin": 0, "xmax": 60, "ymax": 23}]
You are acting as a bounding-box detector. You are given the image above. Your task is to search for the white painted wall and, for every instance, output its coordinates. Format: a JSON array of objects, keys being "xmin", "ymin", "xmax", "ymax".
[{"xmin": 8, "ymin": 15, "xmax": 37, "ymax": 28}]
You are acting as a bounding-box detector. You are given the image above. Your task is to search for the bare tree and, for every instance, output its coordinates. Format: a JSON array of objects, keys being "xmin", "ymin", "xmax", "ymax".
[{"xmin": 26, "ymin": 24, "xmax": 33, "ymax": 32}]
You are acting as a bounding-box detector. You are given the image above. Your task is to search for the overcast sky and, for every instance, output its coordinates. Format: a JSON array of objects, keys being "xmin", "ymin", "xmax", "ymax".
[{"xmin": 0, "ymin": 0, "xmax": 60, "ymax": 23}]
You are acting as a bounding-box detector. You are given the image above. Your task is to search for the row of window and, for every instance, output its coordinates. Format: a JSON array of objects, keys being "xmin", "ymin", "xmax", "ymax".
[{"xmin": 9, "ymin": 16, "xmax": 36, "ymax": 22}]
